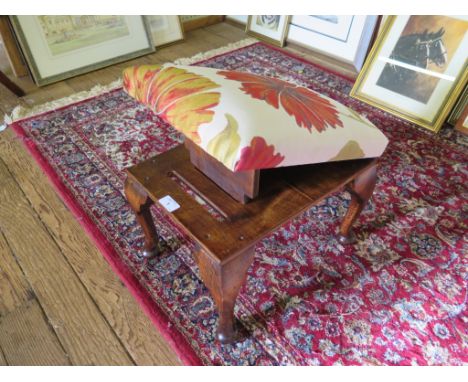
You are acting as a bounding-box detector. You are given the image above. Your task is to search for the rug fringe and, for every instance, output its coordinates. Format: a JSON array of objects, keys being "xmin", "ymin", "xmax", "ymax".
[
  {"xmin": 4, "ymin": 79, "xmax": 123, "ymax": 125},
  {"xmin": 173, "ymin": 37, "xmax": 257, "ymax": 65},
  {"xmin": 3, "ymin": 38, "xmax": 258, "ymax": 125}
]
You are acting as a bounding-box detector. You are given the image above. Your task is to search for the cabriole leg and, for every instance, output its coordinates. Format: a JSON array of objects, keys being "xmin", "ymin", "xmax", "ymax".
[
  {"xmin": 195, "ymin": 246, "xmax": 256, "ymax": 344},
  {"xmin": 338, "ymin": 163, "xmax": 378, "ymax": 244},
  {"xmin": 124, "ymin": 178, "xmax": 160, "ymax": 258}
]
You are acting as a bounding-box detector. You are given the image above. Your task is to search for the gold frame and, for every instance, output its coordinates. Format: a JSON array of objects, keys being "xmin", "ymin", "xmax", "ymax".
[
  {"xmin": 350, "ymin": 16, "xmax": 468, "ymax": 133},
  {"xmin": 447, "ymin": 85, "xmax": 467, "ymax": 125},
  {"xmin": 246, "ymin": 15, "xmax": 291, "ymax": 47}
]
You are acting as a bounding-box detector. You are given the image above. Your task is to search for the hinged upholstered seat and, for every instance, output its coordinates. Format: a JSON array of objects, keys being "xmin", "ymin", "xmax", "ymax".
[{"xmin": 123, "ymin": 64, "xmax": 388, "ymax": 172}]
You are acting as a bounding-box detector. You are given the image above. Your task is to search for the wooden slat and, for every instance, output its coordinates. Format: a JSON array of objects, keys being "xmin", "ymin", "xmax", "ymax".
[
  {"xmin": 281, "ymin": 159, "xmax": 374, "ymax": 200},
  {"xmin": 0, "ymin": 346, "xmax": 6, "ymax": 365},
  {"xmin": 0, "ymin": 299, "xmax": 70, "ymax": 365},
  {"xmin": 128, "ymin": 145, "xmax": 311, "ymax": 261},
  {"xmin": 0, "ymin": 129, "xmax": 181, "ymax": 365},
  {"xmin": 129, "ymin": 146, "xmax": 376, "ymax": 264},
  {"xmin": 0, "ymin": 158, "xmax": 133, "ymax": 365},
  {"xmin": 0, "ymin": 230, "xmax": 33, "ymax": 316}
]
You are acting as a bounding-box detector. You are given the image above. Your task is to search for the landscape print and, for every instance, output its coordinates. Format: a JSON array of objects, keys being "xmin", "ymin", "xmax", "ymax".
[
  {"xmin": 377, "ymin": 15, "xmax": 467, "ymax": 103},
  {"xmin": 37, "ymin": 16, "xmax": 130, "ymax": 56}
]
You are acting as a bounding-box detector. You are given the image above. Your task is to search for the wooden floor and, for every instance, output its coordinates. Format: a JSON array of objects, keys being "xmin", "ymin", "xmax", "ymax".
[{"xmin": 0, "ymin": 22, "xmax": 354, "ymax": 365}]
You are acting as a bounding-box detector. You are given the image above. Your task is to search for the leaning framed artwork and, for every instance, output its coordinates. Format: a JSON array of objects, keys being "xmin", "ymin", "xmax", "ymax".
[
  {"xmin": 351, "ymin": 15, "xmax": 468, "ymax": 133},
  {"xmin": 454, "ymin": 102, "xmax": 468, "ymax": 134},
  {"xmin": 447, "ymin": 85, "xmax": 467, "ymax": 125},
  {"xmin": 246, "ymin": 15, "xmax": 291, "ymax": 47},
  {"xmin": 145, "ymin": 15, "xmax": 184, "ymax": 47},
  {"xmin": 10, "ymin": 16, "xmax": 154, "ymax": 86},
  {"xmin": 287, "ymin": 15, "xmax": 379, "ymax": 70}
]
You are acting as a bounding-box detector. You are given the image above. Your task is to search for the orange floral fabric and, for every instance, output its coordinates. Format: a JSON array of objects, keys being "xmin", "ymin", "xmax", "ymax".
[
  {"xmin": 123, "ymin": 64, "xmax": 388, "ymax": 172},
  {"xmin": 217, "ymin": 70, "xmax": 343, "ymax": 133},
  {"xmin": 123, "ymin": 65, "xmax": 221, "ymax": 143}
]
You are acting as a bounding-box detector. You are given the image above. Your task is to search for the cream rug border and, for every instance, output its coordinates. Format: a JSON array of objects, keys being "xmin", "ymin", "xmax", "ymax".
[{"xmin": 4, "ymin": 37, "xmax": 258, "ymax": 125}]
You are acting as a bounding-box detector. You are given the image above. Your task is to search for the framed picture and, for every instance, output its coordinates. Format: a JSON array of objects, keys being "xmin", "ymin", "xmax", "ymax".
[
  {"xmin": 246, "ymin": 15, "xmax": 291, "ymax": 47},
  {"xmin": 454, "ymin": 103, "xmax": 468, "ymax": 134},
  {"xmin": 145, "ymin": 15, "xmax": 184, "ymax": 47},
  {"xmin": 447, "ymin": 85, "xmax": 467, "ymax": 125},
  {"xmin": 10, "ymin": 16, "xmax": 154, "ymax": 86},
  {"xmin": 0, "ymin": 16, "xmax": 29, "ymax": 77},
  {"xmin": 287, "ymin": 16, "xmax": 379, "ymax": 71},
  {"xmin": 351, "ymin": 16, "xmax": 468, "ymax": 133}
]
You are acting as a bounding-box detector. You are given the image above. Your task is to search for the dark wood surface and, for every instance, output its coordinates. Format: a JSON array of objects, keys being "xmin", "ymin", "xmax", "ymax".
[
  {"xmin": 185, "ymin": 139, "xmax": 259, "ymax": 203},
  {"xmin": 125, "ymin": 144, "xmax": 378, "ymax": 342},
  {"xmin": 0, "ymin": 70, "xmax": 24, "ymax": 96}
]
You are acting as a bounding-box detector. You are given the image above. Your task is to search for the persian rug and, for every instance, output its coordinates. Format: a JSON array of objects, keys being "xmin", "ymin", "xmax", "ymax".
[{"xmin": 7, "ymin": 40, "xmax": 468, "ymax": 366}]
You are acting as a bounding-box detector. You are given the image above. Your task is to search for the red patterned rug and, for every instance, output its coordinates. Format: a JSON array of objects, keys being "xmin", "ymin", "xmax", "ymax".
[{"xmin": 8, "ymin": 42, "xmax": 468, "ymax": 365}]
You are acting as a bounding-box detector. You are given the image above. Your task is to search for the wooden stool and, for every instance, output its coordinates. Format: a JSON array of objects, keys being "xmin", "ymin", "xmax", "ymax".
[{"xmin": 125, "ymin": 144, "xmax": 378, "ymax": 343}]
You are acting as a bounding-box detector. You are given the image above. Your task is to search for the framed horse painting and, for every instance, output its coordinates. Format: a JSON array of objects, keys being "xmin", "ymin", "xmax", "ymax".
[{"xmin": 351, "ymin": 15, "xmax": 468, "ymax": 133}]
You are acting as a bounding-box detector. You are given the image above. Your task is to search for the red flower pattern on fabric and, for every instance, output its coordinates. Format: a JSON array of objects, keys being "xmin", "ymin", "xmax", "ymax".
[
  {"xmin": 218, "ymin": 70, "xmax": 343, "ymax": 133},
  {"xmin": 234, "ymin": 136, "xmax": 284, "ymax": 171}
]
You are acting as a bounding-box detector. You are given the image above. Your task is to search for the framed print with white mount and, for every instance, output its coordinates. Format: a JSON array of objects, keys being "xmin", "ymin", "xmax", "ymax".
[
  {"xmin": 246, "ymin": 15, "xmax": 291, "ymax": 47},
  {"xmin": 10, "ymin": 15, "xmax": 154, "ymax": 86},
  {"xmin": 145, "ymin": 16, "xmax": 184, "ymax": 47},
  {"xmin": 287, "ymin": 15, "xmax": 379, "ymax": 71},
  {"xmin": 351, "ymin": 15, "xmax": 468, "ymax": 133}
]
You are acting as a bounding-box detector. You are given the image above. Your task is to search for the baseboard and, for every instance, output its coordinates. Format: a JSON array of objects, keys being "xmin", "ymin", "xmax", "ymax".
[{"xmin": 182, "ymin": 16, "xmax": 225, "ymax": 32}]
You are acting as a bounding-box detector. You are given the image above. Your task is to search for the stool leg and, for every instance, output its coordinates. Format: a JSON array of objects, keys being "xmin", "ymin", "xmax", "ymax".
[
  {"xmin": 195, "ymin": 245, "xmax": 256, "ymax": 344},
  {"xmin": 124, "ymin": 178, "xmax": 160, "ymax": 258},
  {"xmin": 338, "ymin": 162, "xmax": 378, "ymax": 244}
]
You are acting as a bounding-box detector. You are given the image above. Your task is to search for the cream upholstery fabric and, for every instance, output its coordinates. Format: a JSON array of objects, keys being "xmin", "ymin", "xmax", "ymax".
[{"xmin": 123, "ymin": 64, "xmax": 388, "ymax": 172}]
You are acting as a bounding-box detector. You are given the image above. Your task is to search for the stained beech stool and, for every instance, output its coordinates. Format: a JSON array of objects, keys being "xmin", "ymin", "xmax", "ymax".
[{"xmin": 124, "ymin": 143, "xmax": 378, "ymax": 343}]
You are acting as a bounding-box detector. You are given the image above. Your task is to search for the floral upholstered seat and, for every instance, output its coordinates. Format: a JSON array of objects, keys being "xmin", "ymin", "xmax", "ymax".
[{"xmin": 123, "ymin": 64, "xmax": 388, "ymax": 172}]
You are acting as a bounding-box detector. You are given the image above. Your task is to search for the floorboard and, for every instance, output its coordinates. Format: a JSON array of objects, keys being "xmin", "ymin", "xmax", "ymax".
[
  {"xmin": 0, "ymin": 159, "xmax": 134, "ymax": 365},
  {"xmin": 0, "ymin": 130, "xmax": 181, "ymax": 365},
  {"xmin": 0, "ymin": 345, "xmax": 6, "ymax": 365},
  {"xmin": 0, "ymin": 230, "xmax": 33, "ymax": 316},
  {"xmin": 0, "ymin": 299, "xmax": 71, "ymax": 365}
]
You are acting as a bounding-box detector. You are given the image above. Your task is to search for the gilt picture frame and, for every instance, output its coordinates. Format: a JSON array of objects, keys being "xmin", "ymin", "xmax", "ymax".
[
  {"xmin": 447, "ymin": 85, "xmax": 467, "ymax": 125},
  {"xmin": 10, "ymin": 15, "xmax": 154, "ymax": 86},
  {"xmin": 145, "ymin": 15, "xmax": 184, "ymax": 48},
  {"xmin": 351, "ymin": 15, "xmax": 468, "ymax": 133},
  {"xmin": 246, "ymin": 15, "xmax": 291, "ymax": 47},
  {"xmin": 454, "ymin": 102, "xmax": 468, "ymax": 134}
]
